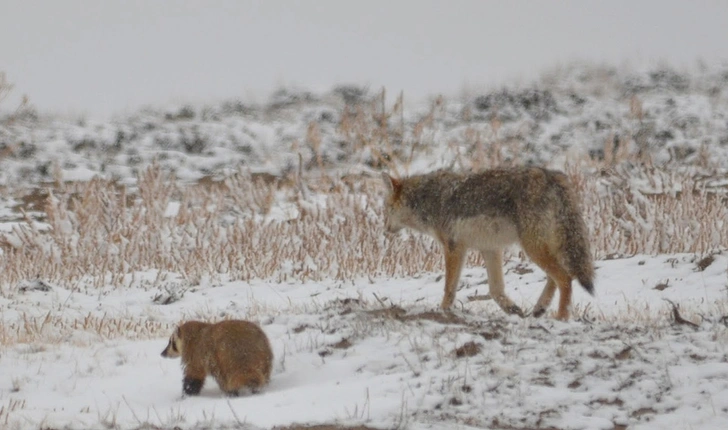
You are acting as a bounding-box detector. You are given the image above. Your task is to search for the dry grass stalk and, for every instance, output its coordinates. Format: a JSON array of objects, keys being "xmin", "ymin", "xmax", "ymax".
[
  {"xmin": 1, "ymin": 93, "xmax": 726, "ymax": 311},
  {"xmin": 0, "ymin": 398, "xmax": 27, "ymax": 426}
]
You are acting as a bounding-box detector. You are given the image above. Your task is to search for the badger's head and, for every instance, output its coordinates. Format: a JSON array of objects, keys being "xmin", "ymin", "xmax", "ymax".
[{"xmin": 160, "ymin": 326, "xmax": 183, "ymax": 358}]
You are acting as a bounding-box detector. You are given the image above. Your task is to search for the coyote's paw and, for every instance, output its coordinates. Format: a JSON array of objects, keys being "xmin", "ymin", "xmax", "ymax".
[
  {"xmin": 506, "ymin": 304, "xmax": 525, "ymax": 318},
  {"xmin": 532, "ymin": 307, "xmax": 546, "ymax": 318}
]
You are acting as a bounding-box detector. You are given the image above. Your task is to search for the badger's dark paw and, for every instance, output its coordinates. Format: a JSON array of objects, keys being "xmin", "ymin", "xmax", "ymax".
[{"xmin": 183, "ymin": 377, "xmax": 203, "ymax": 395}]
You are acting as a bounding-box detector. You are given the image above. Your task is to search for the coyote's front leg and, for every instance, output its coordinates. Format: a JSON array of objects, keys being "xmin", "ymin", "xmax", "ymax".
[
  {"xmin": 441, "ymin": 242, "xmax": 466, "ymax": 309},
  {"xmin": 482, "ymin": 250, "xmax": 524, "ymax": 317}
]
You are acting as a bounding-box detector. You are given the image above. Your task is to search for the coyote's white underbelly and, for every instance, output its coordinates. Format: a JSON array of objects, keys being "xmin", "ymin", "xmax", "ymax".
[{"xmin": 449, "ymin": 215, "xmax": 519, "ymax": 251}]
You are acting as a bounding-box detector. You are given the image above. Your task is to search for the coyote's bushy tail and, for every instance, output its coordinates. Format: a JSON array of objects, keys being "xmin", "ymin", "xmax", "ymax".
[{"xmin": 555, "ymin": 176, "xmax": 595, "ymax": 295}]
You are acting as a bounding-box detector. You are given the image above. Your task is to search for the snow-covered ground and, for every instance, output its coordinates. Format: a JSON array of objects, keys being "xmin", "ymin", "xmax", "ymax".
[
  {"xmin": 1, "ymin": 64, "xmax": 728, "ymax": 429},
  {"xmin": 1, "ymin": 253, "xmax": 727, "ymax": 430}
]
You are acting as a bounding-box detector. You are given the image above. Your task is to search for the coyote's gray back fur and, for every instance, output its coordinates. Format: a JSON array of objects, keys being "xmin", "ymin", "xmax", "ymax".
[{"xmin": 383, "ymin": 166, "xmax": 594, "ymax": 320}]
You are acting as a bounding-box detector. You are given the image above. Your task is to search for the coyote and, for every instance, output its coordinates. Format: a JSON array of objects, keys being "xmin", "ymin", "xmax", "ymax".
[{"xmin": 382, "ymin": 167, "xmax": 594, "ymax": 320}]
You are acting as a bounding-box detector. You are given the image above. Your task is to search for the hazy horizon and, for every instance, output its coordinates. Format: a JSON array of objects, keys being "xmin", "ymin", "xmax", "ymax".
[{"xmin": 2, "ymin": 0, "xmax": 728, "ymax": 119}]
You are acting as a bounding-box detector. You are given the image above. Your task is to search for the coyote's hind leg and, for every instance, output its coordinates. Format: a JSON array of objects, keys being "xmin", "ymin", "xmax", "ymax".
[
  {"xmin": 532, "ymin": 277, "xmax": 557, "ymax": 318},
  {"xmin": 522, "ymin": 243, "xmax": 573, "ymax": 321}
]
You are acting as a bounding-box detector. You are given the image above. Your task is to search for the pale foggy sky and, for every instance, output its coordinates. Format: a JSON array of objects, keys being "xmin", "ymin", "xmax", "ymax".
[{"xmin": 2, "ymin": 0, "xmax": 728, "ymax": 119}]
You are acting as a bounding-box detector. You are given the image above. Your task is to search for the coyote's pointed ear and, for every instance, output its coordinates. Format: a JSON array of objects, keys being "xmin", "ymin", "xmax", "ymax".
[{"xmin": 382, "ymin": 172, "xmax": 401, "ymax": 194}]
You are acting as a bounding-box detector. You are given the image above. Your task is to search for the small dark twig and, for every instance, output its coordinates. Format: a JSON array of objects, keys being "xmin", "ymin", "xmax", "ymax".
[
  {"xmin": 664, "ymin": 299, "xmax": 700, "ymax": 329},
  {"xmin": 575, "ymin": 303, "xmax": 594, "ymax": 325},
  {"xmin": 529, "ymin": 324, "xmax": 551, "ymax": 334},
  {"xmin": 372, "ymin": 292, "xmax": 388, "ymax": 307},
  {"xmin": 719, "ymin": 315, "xmax": 728, "ymax": 327}
]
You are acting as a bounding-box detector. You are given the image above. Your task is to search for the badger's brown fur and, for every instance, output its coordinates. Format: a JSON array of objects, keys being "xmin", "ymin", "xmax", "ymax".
[{"xmin": 161, "ymin": 320, "xmax": 273, "ymax": 396}]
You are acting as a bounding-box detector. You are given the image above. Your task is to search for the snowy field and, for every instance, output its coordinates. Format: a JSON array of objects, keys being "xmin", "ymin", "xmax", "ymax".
[
  {"xmin": 1, "ymin": 253, "xmax": 727, "ymax": 430},
  {"xmin": 1, "ymin": 64, "xmax": 728, "ymax": 429}
]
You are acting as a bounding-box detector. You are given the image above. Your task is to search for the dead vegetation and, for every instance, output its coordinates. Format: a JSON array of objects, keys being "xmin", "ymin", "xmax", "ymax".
[
  {"xmin": 0, "ymin": 72, "xmax": 36, "ymax": 125},
  {"xmin": 0, "ymin": 311, "xmax": 168, "ymax": 346},
  {"xmin": 0, "ymin": 80, "xmax": 726, "ymax": 354},
  {"xmin": 1, "ymin": 80, "xmax": 726, "ymax": 297},
  {"xmin": 0, "ymin": 160, "xmax": 724, "ymax": 296},
  {"xmin": 0, "ymin": 148, "xmax": 724, "ymax": 349}
]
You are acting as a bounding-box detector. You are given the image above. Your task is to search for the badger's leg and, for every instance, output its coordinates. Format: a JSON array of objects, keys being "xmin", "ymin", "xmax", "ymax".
[
  {"xmin": 182, "ymin": 364, "xmax": 206, "ymax": 395},
  {"xmin": 222, "ymin": 370, "xmax": 267, "ymax": 396}
]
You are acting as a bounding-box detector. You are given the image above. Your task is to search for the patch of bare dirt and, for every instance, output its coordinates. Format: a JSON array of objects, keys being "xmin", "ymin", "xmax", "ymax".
[
  {"xmin": 653, "ymin": 281, "xmax": 670, "ymax": 291},
  {"xmin": 330, "ymin": 338, "xmax": 352, "ymax": 349},
  {"xmin": 365, "ymin": 305, "xmax": 407, "ymax": 320},
  {"xmin": 453, "ymin": 341, "xmax": 481, "ymax": 358},
  {"xmin": 696, "ymin": 254, "xmax": 715, "ymax": 271},
  {"xmin": 400, "ymin": 310, "xmax": 467, "ymax": 325},
  {"xmin": 511, "ymin": 264, "xmax": 534, "ymax": 275}
]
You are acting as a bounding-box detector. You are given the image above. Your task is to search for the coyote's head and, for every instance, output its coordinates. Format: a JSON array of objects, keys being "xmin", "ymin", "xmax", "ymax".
[{"xmin": 382, "ymin": 173, "xmax": 419, "ymax": 234}]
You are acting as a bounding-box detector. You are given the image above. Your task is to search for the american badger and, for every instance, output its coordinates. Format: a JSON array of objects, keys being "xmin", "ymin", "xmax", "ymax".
[{"xmin": 161, "ymin": 320, "xmax": 273, "ymax": 396}]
